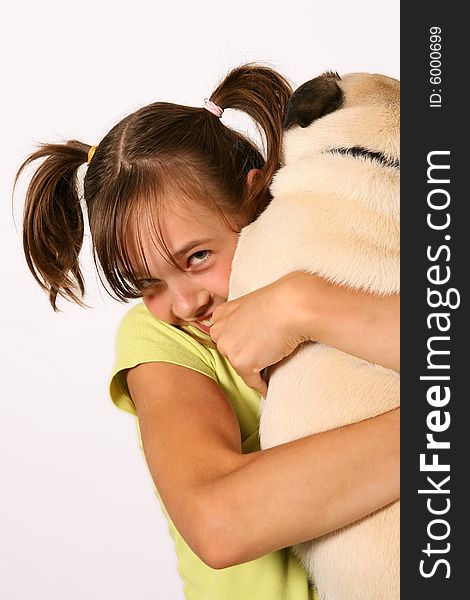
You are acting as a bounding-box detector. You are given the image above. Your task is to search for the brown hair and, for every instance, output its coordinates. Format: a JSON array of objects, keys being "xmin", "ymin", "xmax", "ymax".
[{"xmin": 16, "ymin": 64, "xmax": 292, "ymax": 310}]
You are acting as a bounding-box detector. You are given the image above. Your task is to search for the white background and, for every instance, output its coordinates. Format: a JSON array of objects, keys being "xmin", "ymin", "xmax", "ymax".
[{"xmin": 0, "ymin": 1, "xmax": 399, "ymax": 598}]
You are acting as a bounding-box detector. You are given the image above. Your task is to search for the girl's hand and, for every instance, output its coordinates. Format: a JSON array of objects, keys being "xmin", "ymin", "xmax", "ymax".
[
  {"xmin": 210, "ymin": 271, "xmax": 400, "ymax": 393},
  {"xmin": 210, "ymin": 274, "xmax": 309, "ymax": 395}
]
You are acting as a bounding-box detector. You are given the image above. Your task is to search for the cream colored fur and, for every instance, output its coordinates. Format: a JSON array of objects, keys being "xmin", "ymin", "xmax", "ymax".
[{"xmin": 228, "ymin": 72, "xmax": 400, "ymax": 600}]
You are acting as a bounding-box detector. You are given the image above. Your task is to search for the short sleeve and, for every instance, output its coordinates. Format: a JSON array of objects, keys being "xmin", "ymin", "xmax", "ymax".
[
  {"xmin": 109, "ymin": 303, "xmax": 218, "ymax": 416},
  {"xmin": 108, "ymin": 303, "xmax": 316, "ymax": 600}
]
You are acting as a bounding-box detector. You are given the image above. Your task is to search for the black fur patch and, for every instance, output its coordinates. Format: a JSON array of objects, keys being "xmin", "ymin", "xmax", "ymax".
[
  {"xmin": 284, "ymin": 71, "xmax": 343, "ymax": 130},
  {"xmin": 328, "ymin": 146, "xmax": 400, "ymax": 169}
]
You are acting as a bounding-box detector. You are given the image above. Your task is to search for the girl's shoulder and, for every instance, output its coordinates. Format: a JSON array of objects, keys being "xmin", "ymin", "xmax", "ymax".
[
  {"xmin": 115, "ymin": 302, "xmax": 216, "ymax": 360},
  {"xmin": 110, "ymin": 303, "xmax": 261, "ymax": 445},
  {"xmin": 110, "ymin": 303, "xmax": 218, "ymax": 416}
]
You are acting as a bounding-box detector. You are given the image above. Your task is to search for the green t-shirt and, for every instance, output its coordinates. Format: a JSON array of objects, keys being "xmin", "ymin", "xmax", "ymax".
[{"xmin": 110, "ymin": 302, "xmax": 317, "ymax": 600}]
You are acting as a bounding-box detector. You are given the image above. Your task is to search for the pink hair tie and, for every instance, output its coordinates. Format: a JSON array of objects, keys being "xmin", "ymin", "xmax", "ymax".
[{"xmin": 203, "ymin": 98, "xmax": 224, "ymax": 118}]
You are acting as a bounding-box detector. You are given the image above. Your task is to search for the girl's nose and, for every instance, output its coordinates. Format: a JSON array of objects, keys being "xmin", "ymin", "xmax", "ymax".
[{"xmin": 171, "ymin": 285, "xmax": 211, "ymax": 321}]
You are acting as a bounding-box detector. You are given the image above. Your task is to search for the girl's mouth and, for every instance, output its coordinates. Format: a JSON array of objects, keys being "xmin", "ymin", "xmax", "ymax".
[{"xmin": 193, "ymin": 319, "xmax": 212, "ymax": 335}]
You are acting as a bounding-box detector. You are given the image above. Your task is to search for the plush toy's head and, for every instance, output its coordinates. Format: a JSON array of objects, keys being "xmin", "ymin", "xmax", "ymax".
[
  {"xmin": 261, "ymin": 70, "xmax": 400, "ymax": 295},
  {"xmin": 281, "ymin": 71, "xmax": 400, "ymax": 167}
]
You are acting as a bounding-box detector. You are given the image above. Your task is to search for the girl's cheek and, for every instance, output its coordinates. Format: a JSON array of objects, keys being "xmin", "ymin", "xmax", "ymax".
[
  {"xmin": 220, "ymin": 263, "xmax": 233, "ymax": 299},
  {"xmin": 143, "ymin": 295, "xmax": 166, "ymax": 321},
  {"xmin": 142, "ymin": 295, "xmax": 153, "ymax": 314}
]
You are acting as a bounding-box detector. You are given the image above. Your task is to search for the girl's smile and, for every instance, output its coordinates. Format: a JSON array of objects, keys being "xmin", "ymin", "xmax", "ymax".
[{"xmin": 127, "ymin": 203, "xmax": 239, "ymax": 335}]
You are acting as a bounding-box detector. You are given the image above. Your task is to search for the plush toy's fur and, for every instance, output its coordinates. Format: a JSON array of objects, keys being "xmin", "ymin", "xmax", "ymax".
[{"xmin": 228, "ymin": 71, "xmax": 400, "ymax": 600}]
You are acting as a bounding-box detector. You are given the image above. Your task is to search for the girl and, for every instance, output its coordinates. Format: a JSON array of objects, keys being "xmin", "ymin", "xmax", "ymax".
[{"xmin": 18, "ymin": 64, "xmax": 399, "ymax": 599}]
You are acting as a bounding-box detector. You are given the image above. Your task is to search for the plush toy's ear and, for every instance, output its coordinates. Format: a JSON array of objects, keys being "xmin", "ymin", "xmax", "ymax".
[{"xmin": 284, "ymin": 71, "xmax": 344, "ymax": 130}]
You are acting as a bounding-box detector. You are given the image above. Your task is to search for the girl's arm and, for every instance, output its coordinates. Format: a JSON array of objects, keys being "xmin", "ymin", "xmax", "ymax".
[
  {"xmin": 291, "ymin": 272, "xmax": 400, "ymax": 371},
  {"xmin": 128, "ymin": 362, "xmax": 399, "ymax": 570},
  {"xmin": 211, "ymin": 272, "xmax": 400, "ymax": 394}
]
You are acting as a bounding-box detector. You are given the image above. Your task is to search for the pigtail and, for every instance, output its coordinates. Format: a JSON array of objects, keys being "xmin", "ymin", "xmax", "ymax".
[
  {"xmin": 15, "ymin": 140, "xmax": 90, "ymax": 310},
  {"xmin": 210, "ymin": 64, "xmax": 293, "ymax": 220}
]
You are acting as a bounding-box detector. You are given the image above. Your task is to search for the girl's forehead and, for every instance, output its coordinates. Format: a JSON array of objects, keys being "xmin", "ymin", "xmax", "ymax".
[{"xmin": 140, "ymin": 201, "xmax": 232, "ymax": 239}]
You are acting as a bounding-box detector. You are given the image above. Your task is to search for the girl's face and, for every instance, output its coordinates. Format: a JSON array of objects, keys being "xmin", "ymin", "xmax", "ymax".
[{"xmin": 128, "ymin": 202, "xmax": 239, "ymax": 335}]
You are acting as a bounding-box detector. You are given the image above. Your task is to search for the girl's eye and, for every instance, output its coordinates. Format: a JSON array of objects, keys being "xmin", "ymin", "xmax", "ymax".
[{"xmin": 188, "ymin": 250, "xmax": 211, "ymax": 267}]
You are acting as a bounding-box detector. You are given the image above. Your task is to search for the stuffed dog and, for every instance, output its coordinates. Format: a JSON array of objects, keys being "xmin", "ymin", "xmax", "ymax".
[{"xmin": 228, "ymin": 71, "xmax": 400, "ymax": 600}]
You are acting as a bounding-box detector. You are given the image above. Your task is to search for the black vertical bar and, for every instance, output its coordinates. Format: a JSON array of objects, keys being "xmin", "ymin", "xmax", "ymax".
[{"xmin": 401, "ymin": 3, "xmax": 466, "ymax": 597}]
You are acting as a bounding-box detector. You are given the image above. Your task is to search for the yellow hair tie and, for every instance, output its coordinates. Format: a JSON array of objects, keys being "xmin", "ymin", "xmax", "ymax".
[{"xmin": 87, "ymin": 145, "xmax": 97, "ymax": 165}]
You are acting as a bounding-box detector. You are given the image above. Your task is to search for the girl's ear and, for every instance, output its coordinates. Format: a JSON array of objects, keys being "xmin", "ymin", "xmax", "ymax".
[{"xmin": 246, "ymin": 168, "xmax": 262, "ymax": 190}]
